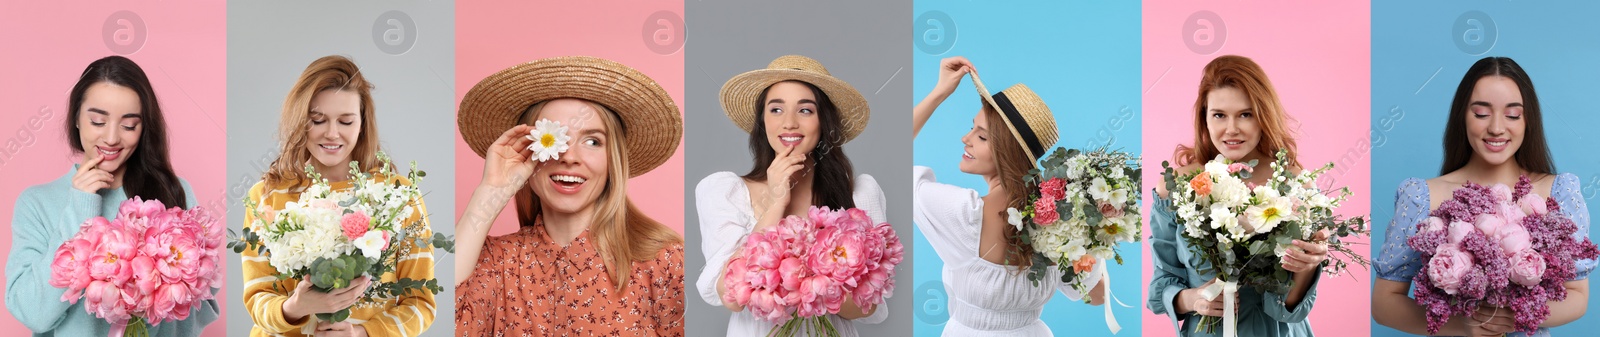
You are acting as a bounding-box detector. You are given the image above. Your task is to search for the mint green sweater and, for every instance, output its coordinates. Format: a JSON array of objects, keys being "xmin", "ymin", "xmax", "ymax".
[{"xmin": 5, "ymin": 165, "xmax": 219, "ymax": 336}]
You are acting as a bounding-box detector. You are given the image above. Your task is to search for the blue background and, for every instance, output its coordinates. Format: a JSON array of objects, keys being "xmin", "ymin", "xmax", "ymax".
[
  {"xmin": 1371, "ymin": 2, "xmax": 1600, "ymax": 336},
  {"xmin": 911, "ymin": 1, "xmax": 1142, "ymax": 336}
]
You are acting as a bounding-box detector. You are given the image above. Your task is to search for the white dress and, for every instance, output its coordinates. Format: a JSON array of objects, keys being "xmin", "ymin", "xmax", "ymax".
[
  {"xmin": 695, "ymin": 171, "xmax": 891, "ymax": 336},
  {"xmin": 913, "ymin": 166, "xmax": 1102, "ymax": 336}
]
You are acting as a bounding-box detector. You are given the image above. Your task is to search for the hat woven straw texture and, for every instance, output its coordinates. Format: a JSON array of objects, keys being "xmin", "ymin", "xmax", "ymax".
[
  {"xmin": 458, "ymin": 56, "xmax": 682, "ymax": 177},
  {"xmin": 971, "ymin": 72, "xmax": 1058, "ymax": 167},
  {"xmin": 719, "ymin": 55, "xmax": 870, "ymax": 143}
]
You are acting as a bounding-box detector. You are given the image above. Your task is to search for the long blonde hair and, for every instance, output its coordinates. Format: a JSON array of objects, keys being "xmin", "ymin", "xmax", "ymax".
[
  {"xmin": 263, "ymin": 55, "xmax": 382, "ymax": 187},
  {"xmin": 1175, "ymin": 55, "xmax": 1300, "ymax": 168},
  {"xmin": 513, "ymin": 99, "xmax": 682, "ymax": 291}
]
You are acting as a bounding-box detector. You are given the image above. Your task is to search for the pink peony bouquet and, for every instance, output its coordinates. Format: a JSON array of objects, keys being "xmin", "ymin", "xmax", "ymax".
[
  {"xmin": 721, "ymin": 206, "xmax": 904, "ymax": 336},
  {"xmin": 1407, "ymin": 176, "xmax": 1599, "ymax": 335},
  {"xmin": 49, "ymin": 197, "xmax": 224, "ymax": 337}
]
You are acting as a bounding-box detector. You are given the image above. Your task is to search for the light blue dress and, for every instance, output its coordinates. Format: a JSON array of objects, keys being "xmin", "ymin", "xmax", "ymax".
[
  {"xmin": 1147, "ymin": 193, "xmax": 1320, "ymax": 337},
  {"xmin": 1375, "ymin": 175, "xmax": 1594, "ymax": 337},
  {"xmin": 5, "ymin": 165, "xmax": 219, "ymax": 336}
]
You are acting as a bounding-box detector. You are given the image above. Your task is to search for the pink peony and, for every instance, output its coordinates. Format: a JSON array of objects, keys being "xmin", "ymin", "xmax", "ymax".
[
  {"xmin": 1495, "ymin": 224, "xmax": 1531, "ymax": 254},
  {"xmin": 340, "ymin": 211, "xmax": 371, "ymax": 241},
  {"xmin": 1490, "ymin": 184, "xmax": 1514, "ymax": 202},
  {"xmin": 1507, "ymin": 249, "xmax": 1546, "ymax": 287},
  {"xmin": 1427, "ymin": 244, "xmax": 1475, "ymax": 295},
  {"xmin": 1472, "ymin": 215, "xmax": 1505, "ymax": 238},
  {"xmin": 1446, "ymin": 221, "xmax": 1474, "ymax": 244},
  {"xmin": 1038, "ymin": 177, "xmax": 1067, "ymax": 201},
  {"xmin": 795, "ymin": 275, "xmax": 844, "ymax": 318},
  {"xmin": 808, "ymin": 225, "xmax": 869, "ymax": 287},
  {"xmin": 1497, "ymin": 203, "xmax": 1526, "ymax": 226},
  {"xmin": 1032, "ymin": 196, "xmax": 1059, "ymax": 226},
  {"xmin": 1518, "ymin": 194, "xmax": 1548, "ymax": 216},
  {"xmin": 721, "ymin": 257, "xmax": 753, "ymax": 306},
  {"xmin": 88, "ymin": 226, "xmax": 137, "ymax": 285},
  {"xmin": 1423, "ymin": 216, "xmax": 1446, "ymax": 233}
]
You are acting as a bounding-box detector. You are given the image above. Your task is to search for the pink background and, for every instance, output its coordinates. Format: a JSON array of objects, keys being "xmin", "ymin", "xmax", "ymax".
[
  {"xmin": 454, "ymin": 1, "xmax": 687, "ymax": 238},
  {"xmin": 0, "ymin": 1, "xmax": 228, "ymax": 336},
  {"xmin": 1140, "ymin": 1, "xmax": 1372, "ymax": 336}
]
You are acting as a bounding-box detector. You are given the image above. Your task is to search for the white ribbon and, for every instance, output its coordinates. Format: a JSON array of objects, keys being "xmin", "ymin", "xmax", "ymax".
[
  {"xmin": 1199, "ymin": 280, "xmax": 1239, "ymax": 337},
  {"xmin": 1099, "ymin": 261, "xmax": 1134, "ymax": 334}
]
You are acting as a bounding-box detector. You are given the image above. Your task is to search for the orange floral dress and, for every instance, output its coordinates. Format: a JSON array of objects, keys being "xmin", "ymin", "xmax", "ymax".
[{"xmin": 456, "ymin": 223, "xmax": 685, "ymax": 336}]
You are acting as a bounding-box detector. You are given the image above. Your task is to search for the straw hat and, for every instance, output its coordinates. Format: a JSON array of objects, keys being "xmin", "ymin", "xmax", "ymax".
[
  {"xmin": 719, "ymin": 55, "xmax": 869, "ymax": 143},
  {"xmin": 971, "ymin": 72, "xmax": 1058, "ymax": 167},
  {"xmin": 457, "ymin": 56, "xmax": 682, "ymax": 177}
]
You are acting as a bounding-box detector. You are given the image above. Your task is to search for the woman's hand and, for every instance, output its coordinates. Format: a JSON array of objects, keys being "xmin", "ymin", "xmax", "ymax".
[
  {"xmin": 755, "ymin": 144, "xmax": 806, "ymax": 230},
  {"xmin": 456, "ymin": 125, "xmax": 540, "ymax": 286},
  {"xmin": 913, "ymin": 56, "xmax": 975, "ymax": 139},
  {"xmin": 281, "ymin": 276, "xmax": 372, "ymax": 322},
  {"xmin": 1177, "ymin": 278, "xmax": 1236, "ymax": 317},
  {"xmin": 1281, "ymin": 230, "xmax": 1329, "ymax": 273},
  {"xmin": 312, "ymin": 321, "xmax": 368, "ymax": 337},
  {"xmin": 934, "ymin": 56, "xmax": 974, "ymax": 96},
  {"xmin": 481, "ymin": 124, "xmax": 538, "ymax": 189},
  {"xmin": 72, "ymin": 153, "xmax": 113, "ymax": 193},
  {"xmin": 1469, "ymin": 305, "xmax": 1517, "ymax": 336}
]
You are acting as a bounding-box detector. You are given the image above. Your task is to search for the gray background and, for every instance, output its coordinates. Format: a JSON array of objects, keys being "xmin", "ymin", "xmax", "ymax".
[
  {"xmin": 684, "ymin": 0, "xmax": 913, "ymax": 335},
  {"xmin": 225, "ymin": 1, "xmax": 455, "ymax": 336}
]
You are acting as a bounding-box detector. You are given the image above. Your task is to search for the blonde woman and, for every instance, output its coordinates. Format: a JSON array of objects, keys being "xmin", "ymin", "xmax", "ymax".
[
  {"xmin": 240, "ymin": 55, "xmax": 436, "ymax": 337},
  {"xmin": 453, "ymin": 56, "xmax": 686, "ymax": 336}
]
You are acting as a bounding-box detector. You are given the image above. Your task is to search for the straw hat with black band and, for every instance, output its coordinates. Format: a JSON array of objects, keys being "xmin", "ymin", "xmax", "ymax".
[
  {"xmin": 457, "ymin": 56, "xmax": 683, "ymax": 178},
  {"xmin": 720, "ymin": 55, "xmax": 869, "ymax": 143},
  {"xmin": 970, "ymin": 72, "xmax": 1058, "ymax": 169}
]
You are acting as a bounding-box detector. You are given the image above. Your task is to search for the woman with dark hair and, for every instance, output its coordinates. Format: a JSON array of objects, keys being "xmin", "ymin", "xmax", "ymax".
[
  {"xmin": 696, "ymin": 55, "xmax": 886, "ymax": 336},
  {"xmin": 6, "ymin": 55, "xmax": 218, "ymax": 336},
  {"xmin": 910, "ymin": 56, "xmax": 1107, "ymax": 336},
  {"xmin": 1147, "ymin": 55, "xmax": 1328, "ymax": 336},
  {"xmin": 1373, "ymin": 56, "xmax": 1591, "ymax": 337}
]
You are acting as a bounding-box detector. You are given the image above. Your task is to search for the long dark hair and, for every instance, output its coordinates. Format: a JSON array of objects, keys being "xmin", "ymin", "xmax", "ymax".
[
  {"xmin": 1440, "ymin": 57, "xmax": 1554, "ymax": 175},
  {"xmin": 65, "ymin": 55, "xmax": 186, "ymax": 207},
  {"xmin": 742, "ymin": 81, "xmax": 856, "ymax": 210}
]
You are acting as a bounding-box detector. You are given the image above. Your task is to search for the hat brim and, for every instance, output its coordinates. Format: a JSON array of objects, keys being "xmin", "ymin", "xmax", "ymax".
[
  {"xmin": 458, "ymin": 56, "xmax": 682, "ymax": 178},
  {"xmin": 719, "ymin": 68, "xmax": 869, "ymax": 143}
]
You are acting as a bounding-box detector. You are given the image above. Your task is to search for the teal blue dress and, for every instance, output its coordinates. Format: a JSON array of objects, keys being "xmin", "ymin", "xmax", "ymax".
[
  {"xmin": 1375, "ymin": 175, "xmax": 1593, "ymax": 337},
  {"xmin": 5, "ymin": 165, "xmax": 219, "ymax": 336},
  {"xmin": 1147, "ymin": 193, "xmax": 1321, "ymax": 337}
]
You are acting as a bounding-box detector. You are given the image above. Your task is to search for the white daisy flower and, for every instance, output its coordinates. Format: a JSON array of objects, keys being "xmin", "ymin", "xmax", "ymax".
[{"xmin": 526, "ymin": 118, "xmax": 572, "ymax": 162}]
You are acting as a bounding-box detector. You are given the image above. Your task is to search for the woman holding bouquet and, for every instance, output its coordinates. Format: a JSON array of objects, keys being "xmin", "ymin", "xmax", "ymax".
[
  {"xmin": 240, "ymin": 55, "xmax": 437, "ymax": 337},
  {"xmin": 6, "ymin": 55, "xmax": 218, "ymax": 336},
  {"xmin": 1373, "ymin": 57, "xmax": 1592, "ymax": 337},
  {"xmin": 695, "ymin": 55, "xmax": 887, "ymax": 336},
  {"xmin": 1147, "ymin": 55, "xmax": 1330, "ymax": 336},
  {"xmin": 453, "ymin": 56, "xmax": 686, "ymax": 336},
  {"xmin": 910, "ymin": 56, "xmax": 1108, "ymax": 336}
]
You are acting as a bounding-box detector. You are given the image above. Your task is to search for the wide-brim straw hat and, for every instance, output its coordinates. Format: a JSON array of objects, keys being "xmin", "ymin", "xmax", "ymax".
[
  {"xmin": 719, "ymin": 55, "xmax": 869, "ymax": 143},
  {"xmin": 971, "ymin": 72, "xmax": 1058, "ymax": 168},
  {"xmin": 458, "ymin": 56, "xmax": 682, "ymax": 178}
]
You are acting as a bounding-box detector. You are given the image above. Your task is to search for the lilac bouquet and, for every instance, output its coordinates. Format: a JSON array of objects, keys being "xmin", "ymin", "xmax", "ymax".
[{"xmin": 1407, "ymin": 176, "xmax": 1599, "ymax": 335}]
